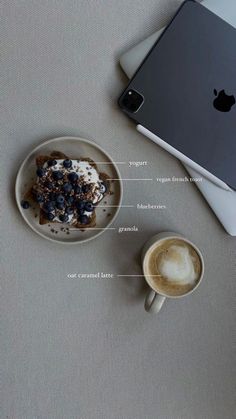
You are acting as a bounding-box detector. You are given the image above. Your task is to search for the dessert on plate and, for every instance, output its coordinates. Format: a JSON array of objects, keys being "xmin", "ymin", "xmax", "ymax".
[{"xmin": 21, "ymin": 151, "xmax": 110, "ymax": 229}]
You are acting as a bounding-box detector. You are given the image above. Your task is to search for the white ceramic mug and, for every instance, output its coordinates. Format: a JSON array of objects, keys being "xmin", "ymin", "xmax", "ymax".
[{"xmin": 142, "ymin": 232, "xmax": 204, "ymax": 313}]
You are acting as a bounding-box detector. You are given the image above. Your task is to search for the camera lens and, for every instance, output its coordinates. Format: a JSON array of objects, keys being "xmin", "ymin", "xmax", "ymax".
[{"xmin": 120, "ymin": 89, "xmax": 144, "ymax": 113}]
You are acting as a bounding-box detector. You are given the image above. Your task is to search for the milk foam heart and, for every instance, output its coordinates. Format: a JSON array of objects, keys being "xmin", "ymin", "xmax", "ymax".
[
  {"xmin": 157, "ymin": 245, "xmax": 197, "ymax": 284},
  {"xmin": 145, "ymin": 238, "xmax": 202, "ymax": 297}
]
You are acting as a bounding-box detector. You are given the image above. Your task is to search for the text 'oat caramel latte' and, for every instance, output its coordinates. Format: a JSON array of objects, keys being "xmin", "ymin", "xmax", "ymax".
[{"xmin": 145, "ymin": 239, "xmax": 202, "ymax": 296}]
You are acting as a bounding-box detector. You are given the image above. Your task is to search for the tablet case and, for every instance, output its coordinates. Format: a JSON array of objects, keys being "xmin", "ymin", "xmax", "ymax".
[{"xmin": 119, "ymin": 0, "xmax": 236, "ymax": 236}]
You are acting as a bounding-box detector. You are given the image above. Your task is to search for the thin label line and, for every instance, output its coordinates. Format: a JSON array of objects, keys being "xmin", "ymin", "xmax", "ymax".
[
  {"xmin": 69, "ymin": 227, "xmax": 116, "ymax": 231},
  {"xmin": 117, "ymin": 274, "xmax": 161, "ymax": 277},
  {"xmin": 97, "ymin": 205, "xmax": 134, "ymax": 208},
  {"xmin": 92, "ymin": 162, "xmax": 126, "ymax": 164},
  {"xmin": 109, "ymin": 178, "xmax": 153, "ymax": 181}
]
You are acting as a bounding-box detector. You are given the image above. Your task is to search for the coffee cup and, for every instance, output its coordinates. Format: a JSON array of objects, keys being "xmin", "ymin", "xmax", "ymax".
[{"xmin": 142, "ymin": 232, "xmax": 204, "ymax": 313}]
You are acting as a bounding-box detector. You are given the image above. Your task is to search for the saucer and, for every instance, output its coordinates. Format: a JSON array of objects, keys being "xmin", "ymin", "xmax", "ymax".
[{"xmin": 15, "ymin": 136, "xmax": 123, "ymax": 244}]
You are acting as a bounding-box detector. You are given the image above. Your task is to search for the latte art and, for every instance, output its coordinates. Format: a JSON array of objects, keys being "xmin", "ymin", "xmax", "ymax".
[
  {"xmin": 145, "ymin": 238, "xmax": 202, "ymax": 296},
  {"xmin": 156, "ymin": 245, "xmax": 198, "ymax": 285}
]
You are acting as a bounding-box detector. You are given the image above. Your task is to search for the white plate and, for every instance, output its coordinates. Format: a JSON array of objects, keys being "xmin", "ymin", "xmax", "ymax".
[{"xmin": 15, "ymin": 137, "xmax": 123, "ymax": 244}]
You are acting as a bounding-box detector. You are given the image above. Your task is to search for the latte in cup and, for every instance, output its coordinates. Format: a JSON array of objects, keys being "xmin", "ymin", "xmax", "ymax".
[{"xmin": 144, "ymin": 238, "xmax": 202, "ymax": 296}]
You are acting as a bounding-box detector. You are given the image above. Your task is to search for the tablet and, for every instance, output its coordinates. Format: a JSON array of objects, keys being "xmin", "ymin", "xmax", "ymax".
[{"xmin": 118, "ymin": 0, "xmax": 236, "ymax": 190}]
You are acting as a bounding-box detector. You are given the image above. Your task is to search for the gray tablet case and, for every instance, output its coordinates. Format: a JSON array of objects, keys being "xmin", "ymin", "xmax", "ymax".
[{"xmin": 118, "ymin": 0, "xmax": 236, "ymax": 190}]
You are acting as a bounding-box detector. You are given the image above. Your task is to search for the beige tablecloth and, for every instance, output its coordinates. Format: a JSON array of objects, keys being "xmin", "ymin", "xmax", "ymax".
[{"xmin": 2, "ymin": 1, "xmax": 236, "ymax": 418}]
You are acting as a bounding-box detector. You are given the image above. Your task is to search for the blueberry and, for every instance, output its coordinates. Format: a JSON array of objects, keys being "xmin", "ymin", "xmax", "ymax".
[
  {"xmin": 73, "ymin": 184, "xmax": 82, "ymax": 194},
  {"xmin": 36, "ymin": 167, "xmax": 45, "ymax": 177},
  {"xmin": 75, "ymin": 200, "xmax": 85, "ymax": 210},
  {"xmin": 56, "ymin": 194, "xmax": 65, "ymax": 204},
  {"xmin": 49, "ymin": 192, "xmax": 57, "ymax": 201},
  {"xmin": 82, "ymin": 184, "xmax": 90, "ymax": 193},
  {"xmin": 59, "ymin": 213, "xmax": 69, "ymax": 223},
  {"xmin": 56, "ymin": 202, "xmax": 65, "ymax": 210},
  {"xmin": 100, "ymin": 182, "xmax": 107, "ymax": 194},
  {"xmin": 79, "ymin": 214, "xmax": 89, "ymax": 225},
  {"xmin": 43, "ymin": 201, "xmax": 55, "ymax": 212},
  {"xmin": 65, "ymin": 207, "xmax": 74, "ymax": 215},
  {"xmin": 76, "ymin": 209, "xmax": 85, "ymax": 217},
  {"xmin": 21, "ymin": 200, "xmax": 30, "ymax": 209},
  {"xmin": 66, "ymin": 195, "xmax": 74, "ymax": 205},
  {"xmin": 45, "ymin": 181, "xmax": 53, "ymax": 190},
  {"xmin": 47, "ymin": 159, "xmax": 57, "ymax": 167},
  {"xmin": 84, "ymin": 201, "xmax": 94, "ymax": 212},
  {"xmin": 46, "ymin": 212, "xmax": 54, "ymax": 221},
  {"xmin": 63, "ymin": 159, "xmax": 72, "ymax": 168},
  {"xmin": 68, "ymin": 172, "xmax": 78, "ymax": 183},
  {"xmin": 63, "ymin": 182, "xmax": 73, "ymax": 193},
  {"xmin": 52, "ymin": 171, "xmax": 64, "ymax": 181},
  {"xmin": 35, "ymin": 193, "xmax": 44, "ymax": 203}
]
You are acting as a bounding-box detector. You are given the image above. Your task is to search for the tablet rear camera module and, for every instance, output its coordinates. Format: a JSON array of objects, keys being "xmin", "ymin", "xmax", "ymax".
[{"xmin": 121, "ymin": 89, "xmax": 144, "ymax": 113}]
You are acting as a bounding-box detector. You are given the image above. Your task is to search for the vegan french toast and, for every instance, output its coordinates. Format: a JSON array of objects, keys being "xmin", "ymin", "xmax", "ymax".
[{"xmin": 21, "ymin": 151, "xmax": 110, "ymax": 229}]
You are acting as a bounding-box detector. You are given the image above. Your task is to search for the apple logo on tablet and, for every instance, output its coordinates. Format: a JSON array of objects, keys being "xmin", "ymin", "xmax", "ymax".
[{"xmin": 213, "ymin": 89, "xmax": 235, "ymax": 112}]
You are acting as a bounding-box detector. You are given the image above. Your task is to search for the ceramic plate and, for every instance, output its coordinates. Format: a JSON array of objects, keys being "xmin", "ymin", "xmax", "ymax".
[{"xmin": 15, "ymin": 137, "xmax": 123, "ymax": 244}]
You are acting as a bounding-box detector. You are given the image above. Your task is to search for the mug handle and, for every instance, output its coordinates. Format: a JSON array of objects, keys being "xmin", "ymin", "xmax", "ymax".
[{"xmin": 144, "ymin": 289, "xmax": 166, "ymax": 313}]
